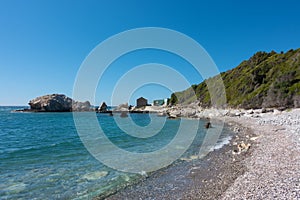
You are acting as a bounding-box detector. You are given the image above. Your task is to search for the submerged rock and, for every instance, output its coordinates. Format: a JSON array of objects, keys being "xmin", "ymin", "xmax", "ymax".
[
  {"xmin": 120, "ymin": 111, "xmax": 128, "ymax": 118},
  {"xmin": 82, "ymin": 171, "xmax": 108, "ymax": 181}
]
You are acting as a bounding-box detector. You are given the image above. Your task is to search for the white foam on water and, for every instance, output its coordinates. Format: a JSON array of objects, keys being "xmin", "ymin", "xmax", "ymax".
[
  {"xmin": 180, "ymin": 155, "xmax": 199, "ymax": 162},
  {"xmin": 82, "ymin": 171, "xmax": 108, "ymax": 181},
  {"xmin": 213, "ymin": 135, "xmax": 232, "ymax": 150},
  {"xmin": 175, "ymin": 145, "xmax": 185, "ymax": 150},
  {"xmin": 5, "ymin": 182, "xmax": 27, "ymax": 193}
]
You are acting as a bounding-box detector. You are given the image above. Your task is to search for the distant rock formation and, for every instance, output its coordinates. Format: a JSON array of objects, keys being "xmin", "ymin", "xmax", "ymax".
[
  {"xmin": 98, "ymin": 102, "xmax": 108, "ymax": 112},
  {"xmin": 28, "ymin": 94, "xmax": 92, "ymax": 112},
  {"xmin": 114, "ymin": 103, "xmax": 129, "ymax": 112},
  {"xmin": 72, "ymin": 101, "xmax": 92, "ymax": 112}
]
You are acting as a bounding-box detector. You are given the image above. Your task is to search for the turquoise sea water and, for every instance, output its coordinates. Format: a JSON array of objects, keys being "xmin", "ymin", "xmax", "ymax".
[{"xmin": 0, "ymin": 106, "xmax": 232, "ymax": 199}]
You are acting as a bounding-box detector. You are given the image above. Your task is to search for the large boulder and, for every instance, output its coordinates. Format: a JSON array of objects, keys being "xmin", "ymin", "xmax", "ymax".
[
  {"xmin": 114, "ymin": 103, "xmax": 129, "ymax": 112},
  {"xmin": 167, "ymin": 109, "xmax": 181, "ymax": 118},
  {"xmin": 29, "ymin": 94, "xmax": 72, "ymax": 112},
  {"xmin": 28, "ymin": 94, "xmax": 91, "ymax": 112},
  {"xmin": 181, "ymin": 108, "xmax": 196, "ymax": 117},
  {"xmin": 72, "ymin": 101, "xmax": 92, "ymax": 111}
]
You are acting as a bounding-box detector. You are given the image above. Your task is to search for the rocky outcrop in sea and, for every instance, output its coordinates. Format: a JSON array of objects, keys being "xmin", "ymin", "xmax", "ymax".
[{"xmin": 24, "ymin": 94, "xmax": 92, "ymax": 112}]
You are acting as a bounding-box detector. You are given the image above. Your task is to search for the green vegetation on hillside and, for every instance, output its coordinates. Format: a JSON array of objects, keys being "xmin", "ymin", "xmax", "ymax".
[{"xmin": 170, "ymin": 48, "xmax": 300, "ymax": 108}]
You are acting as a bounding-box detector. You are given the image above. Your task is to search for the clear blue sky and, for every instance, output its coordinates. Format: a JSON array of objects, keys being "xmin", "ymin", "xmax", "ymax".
[{"xmin": 1, "ymin": 0, "xmax": 299, "ymax": 106}]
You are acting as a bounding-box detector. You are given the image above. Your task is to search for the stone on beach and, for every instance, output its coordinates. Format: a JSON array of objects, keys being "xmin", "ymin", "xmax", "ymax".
[
  {"xmin": 232, "ymin": 141, "xmax": 251, "ymax": 155},
  {"xmin": 167, "ymin": 109, "xmax": 181, "ymax": 118},
  {"xmin": 181, "ymin": 108, "xmax": 196, "ymax": 117}
]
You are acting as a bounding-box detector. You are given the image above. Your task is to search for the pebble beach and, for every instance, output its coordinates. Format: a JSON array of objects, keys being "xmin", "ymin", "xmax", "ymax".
[
  {"xmin": 103, "ymin": 108, "xmax": 300, "ymax": 199},
  {"xmin": 222, "ymin": 109, "xmax": 300, "ymax": 199}
]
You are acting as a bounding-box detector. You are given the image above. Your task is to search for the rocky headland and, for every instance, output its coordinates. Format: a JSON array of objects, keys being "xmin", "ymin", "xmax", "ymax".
[{"xmin": 16, "ymin": 94, "xmax": 93, "ymax": 112}]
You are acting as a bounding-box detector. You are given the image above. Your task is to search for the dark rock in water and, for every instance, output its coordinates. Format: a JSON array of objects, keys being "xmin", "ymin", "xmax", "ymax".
[
  {"xmin": 27, "ymin": 94, "xmax": 92, "ymax": 112},
  {"xmin": 167, "ymin": 116, "xmax": 178, "ymax": 119},
  {"xmin": 128, "ymin": 105, "xmax": 133, "ymax": 111},
  {"xmin": 205, "ymin": 122, "xmax": 212, "ymax": 129},
  {"xmin": 99, "ymin": 102, "xmax": 108, "ymax": 112},
  {"xmin": 120, "ymin": 111, "xmax": 128, "ymax": 118},
  {"xmin": 13, "ymin": 108, "xmax": 31, "ymax": 112},
  {"xmin": 130, "ymin": 110, "xmax": 149, "ymax": 113}
]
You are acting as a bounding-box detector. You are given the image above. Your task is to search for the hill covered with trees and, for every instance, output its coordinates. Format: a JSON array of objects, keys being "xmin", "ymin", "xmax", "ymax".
[{"xmin": 169, "ymin": 48, "xmax": 300, "ymax": 109}]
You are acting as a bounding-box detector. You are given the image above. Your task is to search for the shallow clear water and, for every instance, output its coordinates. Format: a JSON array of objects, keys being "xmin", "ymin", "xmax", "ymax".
[{"xmin": 0, "ymin": 106, "xmax": 232, "ymax": 199}]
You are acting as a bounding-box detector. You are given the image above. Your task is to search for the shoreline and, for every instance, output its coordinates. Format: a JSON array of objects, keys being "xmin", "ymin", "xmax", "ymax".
[
  {"xmin": 98, "ymin": 108, "xmax": 300, "ymax": 199},
  {"xmin": 97, "ymin": 120, "xmax": 256, "ymax": 199}
]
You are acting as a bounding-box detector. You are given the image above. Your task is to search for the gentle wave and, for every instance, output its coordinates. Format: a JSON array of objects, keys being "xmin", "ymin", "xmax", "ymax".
[
  {"xmin": 0, "ymin": 140, "xmax": 81, "ymax": 155},
  {"xmin": 213, "ymin": 135, "xmax": 232, "ymax": 150}
]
